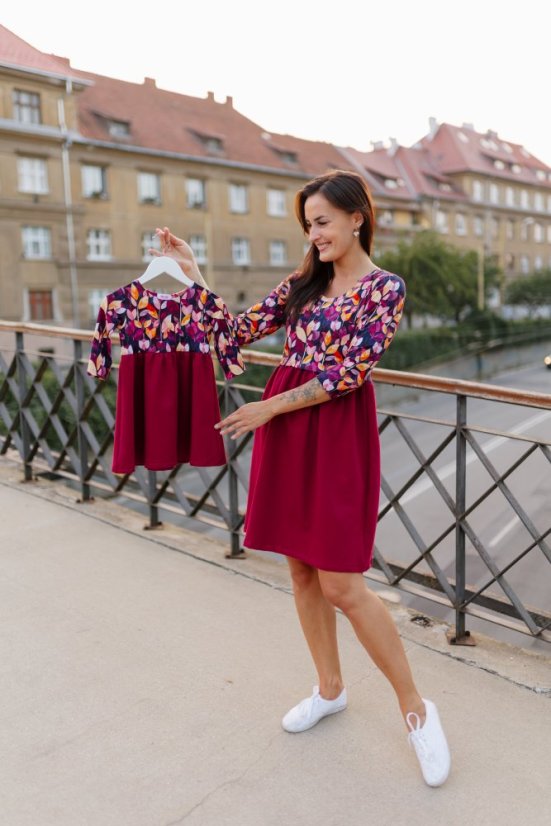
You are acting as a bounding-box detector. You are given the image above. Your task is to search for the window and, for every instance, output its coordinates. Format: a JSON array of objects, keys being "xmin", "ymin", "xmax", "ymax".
[
  {"xmin": 491, "ymin": 218, "xmax": 499, "ymax": 239},
  {"xmin": 190, "ymin": 234, "xmax": 207, "ymax": 265},
  {"xmin": 548, "ymin": 225, "xmax": 551, "ymax": 244},
  {"xmin": 472, "ymin": 180, "xmax": 483, "ymax": 201},
  {"xmin": 520, "ymin": 255, "xmax": 530, "ymax": 274},
  {"xmin": 534, "ymin": 222, "xmax": 543, "ymax": 243},
  {"xmin": 138, "ymin": 172, "xmax": 161, "ymax": 204},
  {"xmin": 506, "ymin": 219, "xmax": 515, "ymax": 241},
  {"xmin": 505, "ymin": 186, "xmax": 515, "ymax": 207},
  {"xmin": 504, "ymin": 253, "xmax": 515, "ymax": 272},
  {"xmin": 520, "ymin": 189, "xmax": 530, "ymax": 209},
  {"xmin": 548, "ymin": 195, "xmax": 551, "ymax": 213},
  {"xmin": 88, "ymin": 288, "xmax": 105, "ymax": 323},
  {"xmin": 87, "ymin": 229, "xmax": 112, "ymax": 261},
  {"xmin": 82, "ymin": 165, "xmax": 107, "ymax": 198},
  {"xmin": 267, "ymin": 188, "xmax": 287, "ymax": 217},
  {"xmin": 384, "ymin": 178, "xmax": 398, "ymax": 189},
  {"xmin": 511, "ymin": 164, "xmax": 521, "ymax": 174},
  {"xmin": 489, "ymin": 183, "xmax": 499, "ymax": 204},
  {"xmin": 269, "ymin": 240, "xmax": 287, "ymax": 266},
  {"xmin": 232, "ymin": 237, "xmax": 250, "ymax": 265},
  {"xmin": 520, "ymin": 220, "xmax": 531, "ymax": 242},
  {"xmin": 186, "ymin": 178, "xmax": 206, "ymax": 208},
  {"xmin": 229, "ymin": 183, "xmax": 248, "ymax": 213},
  {"xmin": 141, "ymin": 231, "xmax": 161, "ymax": 261},
  {"xmin": 379, "ymin": 210, "xmax": 394, "ymax": 226},
  {"xmin": 535, "ymin": 255, "xmax": 543, "ymax": 271},
  {"xmin": 474, "ymin": 215, "xmax": 484, "ymax": 237},
  {"xmin": 107, "ymin": 119, "xmax": 130, "ymax": 137},
  {"xmin": 17, "ymin": 158, "xmax": 48, "ymax": 194},
  {"xmin": 22, "ymin": 226, "xmax": 51, "ymax": 259},
  {"xmin": 13, "ymin": 89, "xmax": 41, "ymax": 124},
  {"xmin": 536, "ymin": 170, "xmax": 547, "ymax": 181},
  {"xmin": 29, "ymin": 290, "xmax": 53, "ymax": 320},
  {"xmin": 435, "ymin": 210, "xmax": 448, "ymax": 233},
  {"xmin": 494, "ymin": 159, "xmax": 505, "ymax": 170},
  {"xmin": 534, "ymin": 192, "xmax": 544, "ymax": 212},
  {"xmin": 455, "ymin": 213, "xmax": 467, "ymax": 236}
]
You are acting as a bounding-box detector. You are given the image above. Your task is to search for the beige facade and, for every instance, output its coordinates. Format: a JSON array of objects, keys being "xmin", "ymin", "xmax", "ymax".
[{"xmin": 2, "ymin": 32, "xmax": 551, "ymax": 332}]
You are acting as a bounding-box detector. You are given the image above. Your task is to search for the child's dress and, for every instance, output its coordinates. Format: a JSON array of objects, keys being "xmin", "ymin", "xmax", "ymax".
[{"xmin": 88, "ymin": 280, "xmax": 244, "ymax": 473}]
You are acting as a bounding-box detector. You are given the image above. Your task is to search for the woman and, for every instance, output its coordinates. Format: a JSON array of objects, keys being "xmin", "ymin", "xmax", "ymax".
[{"xmin": 152, "ymin": 170, "xmax": 450, "ymax": 787}]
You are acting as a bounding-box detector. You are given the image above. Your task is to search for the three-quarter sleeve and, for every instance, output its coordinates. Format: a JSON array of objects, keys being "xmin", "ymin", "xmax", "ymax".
[
  {"xmin": 208, "ymin": 295, "xmax": 246, "ymax": 380},
  {"xmin": 231, "ymin": 272, "xmax": 298, "ymax": 346},
  {"xmin": 316, "ymin": 274, "xmax": 406, "ymax": 399},
  {"xmin": 87, "ymin": 296, "xmax": 119, "ymax": 380}
]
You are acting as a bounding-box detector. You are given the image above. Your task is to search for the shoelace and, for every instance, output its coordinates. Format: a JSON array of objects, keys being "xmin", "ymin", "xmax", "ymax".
[
  {"xmin": 296, "ymin": 689, "xmax": 320, "ymax": 720},
  {"xmin": 406, "ymin": 711, "xmax": 435, "ymax": 763}
]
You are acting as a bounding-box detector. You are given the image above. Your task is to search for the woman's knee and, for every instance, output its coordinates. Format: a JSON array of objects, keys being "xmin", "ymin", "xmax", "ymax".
[
  {"xmin": 318, "ymin": 571, "xmax": 365, "ymax": 613},
  {"xmin": 286, "ymin": 557, "xmax": 319, "ymax": 592}
]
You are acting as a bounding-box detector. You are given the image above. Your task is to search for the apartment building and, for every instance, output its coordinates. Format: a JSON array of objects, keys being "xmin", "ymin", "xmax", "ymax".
[
  {"xmin": 1, "ymin": 24, "xmax": 550, "ymax": 329},
  {"xmin": 346, "ymin": 118, "xmax": 551, "ymax": 279},
  {"xmin": 0, "ymin": 25, "xmax": 347, "ymax": 327}
]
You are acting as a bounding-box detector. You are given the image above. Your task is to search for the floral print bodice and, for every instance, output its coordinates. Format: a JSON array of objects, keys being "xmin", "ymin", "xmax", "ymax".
[
  {"xmin": 87, "ymin": 280, "xmax": 245, "ymax": 381},
  {"xmin": 233, "ymin": 269, "xmax": 405, "ymax": 398}
]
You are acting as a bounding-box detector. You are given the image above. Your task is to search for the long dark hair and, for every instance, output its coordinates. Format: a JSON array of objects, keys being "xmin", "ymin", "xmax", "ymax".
[{"xmin": 285, "ymin": 170, "xmax": 376, "ymax": 321}]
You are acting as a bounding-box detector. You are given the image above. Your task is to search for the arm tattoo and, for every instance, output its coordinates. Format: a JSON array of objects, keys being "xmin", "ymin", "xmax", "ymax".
[{"xmin": 278, "ymin": 378, "xmax": 327, "ymax": 406}]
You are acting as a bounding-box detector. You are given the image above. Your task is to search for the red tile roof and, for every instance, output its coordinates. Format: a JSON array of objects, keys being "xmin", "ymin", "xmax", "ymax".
[
  {"xmin": 75, "ymin": 70, "xmax": 347, "ymax": 176},
  {"xmin": 0, "ymin": 24, "xmax": 87, "ymax": 84},
  {"xmin": 420, "ymin": 122, "xmax": 551, "ymax": 188}
]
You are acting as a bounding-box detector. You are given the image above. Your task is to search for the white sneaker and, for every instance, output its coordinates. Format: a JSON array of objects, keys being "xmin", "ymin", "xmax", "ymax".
[
  {"xmin": 406, "ymin": 698, "xmax": 451, "ymax": 787},
  {"xmin": 282, "ymin": 685, "xmax": 347, "ymax": 733}
]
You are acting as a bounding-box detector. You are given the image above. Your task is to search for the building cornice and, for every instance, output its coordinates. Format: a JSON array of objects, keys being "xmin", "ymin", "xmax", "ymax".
[{"xmin": 0, "ymin": 60, "xmax": 91, "ymax": 87}]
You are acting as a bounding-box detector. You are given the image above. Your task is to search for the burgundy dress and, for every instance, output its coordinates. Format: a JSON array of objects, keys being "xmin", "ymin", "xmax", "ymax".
[
  {"xmin": 233, "ymin": 269, "xmax": 405, "ymax": 573},
  {"xmin": 88, "ymin": 280, "xmax": 244, "ymax": 473}
]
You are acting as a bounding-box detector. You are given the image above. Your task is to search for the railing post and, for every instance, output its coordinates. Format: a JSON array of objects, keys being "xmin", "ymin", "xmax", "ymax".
[
  {"xmin": 15, "ymin": 331, "xmax": 32, "ymax": 481},
  {"xmin": 74, "ymin": 339, "xmax": 92, "ymax": 502},
  {"xmin": 145, "ymin": 470, "xmax": 162, "ymax": 529},
  {"xmin": 224, "ymin": 382, "xmax": 247, "ymax": 559},
  {"xmin": 448, "ymin": 393, "xmax": 475, "ymax": 645}
]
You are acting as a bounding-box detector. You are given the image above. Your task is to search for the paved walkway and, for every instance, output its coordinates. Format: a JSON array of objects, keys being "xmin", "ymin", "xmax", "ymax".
[{"xmin": 1, "ymin": 463, "xmax": 550, "ymax": 826}]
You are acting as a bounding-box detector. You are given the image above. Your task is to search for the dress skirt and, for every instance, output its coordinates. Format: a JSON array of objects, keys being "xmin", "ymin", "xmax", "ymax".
[
  {"xmin": 243, "ymin": 365, "xmax": 381, "ymax": 573},
  {"xmin": 112, "ymin": 350, "xmax": 226, "ymax": 473}
]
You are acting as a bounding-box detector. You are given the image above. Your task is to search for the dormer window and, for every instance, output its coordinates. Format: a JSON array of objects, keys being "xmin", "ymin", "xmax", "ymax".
[
  {"xmin": 384, "ymin": 178, "xmax": 398, "ymax": 189},
  {"xmin": 107, "ymin": 118, "xmax": 130, "ymax": 137},
  {"xmin": 536, "ymin": 169, "xmax": 546, "ymax": 181},
  {"xmin": 493, "ymin": 159, "xmax": 505, "ymax": 170},
  {"xmin": 511, "ymin": 164, "xmax": 521, "ymax": 174},
  {"xmin": 190, "ymin": 130, "xmax": 225, "ymax": 155}
]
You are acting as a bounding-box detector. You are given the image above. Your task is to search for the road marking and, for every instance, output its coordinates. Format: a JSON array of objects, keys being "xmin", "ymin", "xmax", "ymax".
[
  {"xmin": 488, "ymin": 514, "xmax": 521, "ymax": 548},
  {"xmin": 398, "ymin": 410, "xmax": 551, "ymax": 506}
]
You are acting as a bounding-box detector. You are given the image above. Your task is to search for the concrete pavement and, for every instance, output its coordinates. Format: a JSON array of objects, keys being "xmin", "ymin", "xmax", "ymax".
[{"xmin": 0, "ymin": 462, "xmax": 550, "ymax": 826}]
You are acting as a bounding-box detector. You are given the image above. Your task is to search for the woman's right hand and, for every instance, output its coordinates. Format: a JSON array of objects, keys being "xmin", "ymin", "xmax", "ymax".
[{"xmin": 149, "ymin": 226, "xmax": 206, "ymax": 286}]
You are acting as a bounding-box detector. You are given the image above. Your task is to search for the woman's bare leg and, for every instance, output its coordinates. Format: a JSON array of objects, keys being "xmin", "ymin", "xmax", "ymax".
[
  {"xmin": 286, "ymin": 557, "xmax": 345, "ymax": 700},
  {"xmin": 317, "ymin": 570, "xmax": 425, "ymax": 726}
]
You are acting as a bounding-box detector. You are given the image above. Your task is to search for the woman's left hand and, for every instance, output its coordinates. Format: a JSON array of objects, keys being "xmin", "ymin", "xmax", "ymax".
[{"xmin": 215, "ymin": 401, "xmax": 274, "ymax": 439}]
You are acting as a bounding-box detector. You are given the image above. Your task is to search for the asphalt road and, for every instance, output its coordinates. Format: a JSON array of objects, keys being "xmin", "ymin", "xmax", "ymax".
[{"xmin": 376, "ymin": 356, "xmax": 551, "ymax": 652}]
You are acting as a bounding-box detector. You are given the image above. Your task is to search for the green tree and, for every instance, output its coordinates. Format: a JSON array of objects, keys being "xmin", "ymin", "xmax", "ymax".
[
  {"xmin": 504, "ymin": 269, "xmax": 551, "ymax": 313},
  {"xmin": 378, "ymin": 230, "xmax": 498, "ymax": 326}
]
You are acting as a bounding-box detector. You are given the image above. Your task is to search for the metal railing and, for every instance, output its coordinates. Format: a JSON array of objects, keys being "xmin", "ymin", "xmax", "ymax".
[{"xmin": 1, "ymin": 321, "xmax": 550, "ymax": 645}]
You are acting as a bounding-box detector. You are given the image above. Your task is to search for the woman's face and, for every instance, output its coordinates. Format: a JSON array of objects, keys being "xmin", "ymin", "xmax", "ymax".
[{"xmin": 304, "ymin": 193, "xmax": 361, "ymax": 263}]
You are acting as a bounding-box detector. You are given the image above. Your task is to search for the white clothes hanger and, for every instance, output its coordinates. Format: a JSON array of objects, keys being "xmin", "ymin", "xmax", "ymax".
[{"xmin": 138, "ymin": 255, "xmax": 194, "ymax": 287}]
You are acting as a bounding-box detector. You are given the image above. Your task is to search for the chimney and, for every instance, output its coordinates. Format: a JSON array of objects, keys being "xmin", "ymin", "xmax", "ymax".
[
  {"xmin": 225, "ymin": 95, "xmax": 233, "ymax": 107},
  {"xmin": 428, "ymin": 117, "xmax": 439, "ymax": 139},
  {"xmin": 143, "ymin": 77, "xmax": 156, "ymax": 88},
  {"xmin": 462, "ymin": 122, "xmax": 474, "ymax": 131},
  {"xmin": 371, "ymin": 140, "xmax": 384, "ymax": 151},
  {"xmin": 388, "ymin": 137, "xmax": 399, "ymax": 156},
  {"xmin": 206, "ymin": 91, "xmax": 215, "ymax": 102}
]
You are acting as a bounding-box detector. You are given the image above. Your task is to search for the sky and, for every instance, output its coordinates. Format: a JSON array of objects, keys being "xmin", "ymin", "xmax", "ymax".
[{"xmin": 3, "ymin": 0, "xmax": 551, "ymax": 164}]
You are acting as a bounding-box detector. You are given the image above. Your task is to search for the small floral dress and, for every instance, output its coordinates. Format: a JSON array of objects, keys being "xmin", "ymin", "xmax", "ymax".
[
  {"xmin": 88, "ymin": 280, "xmax": 245, "ymax": 473},
  {"xmin": 232, "ymin": 268, "xmax": 405, "ymax": 573}
]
